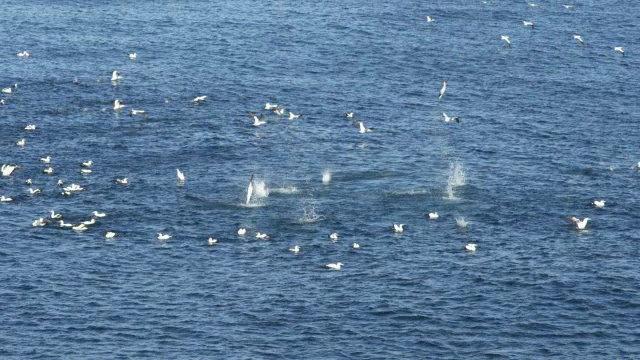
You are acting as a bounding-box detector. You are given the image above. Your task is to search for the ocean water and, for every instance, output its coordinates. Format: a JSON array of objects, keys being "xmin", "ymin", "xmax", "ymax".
[{"xmin": 1, "ymin": 0, "xmax": 639, "ymax": 358}]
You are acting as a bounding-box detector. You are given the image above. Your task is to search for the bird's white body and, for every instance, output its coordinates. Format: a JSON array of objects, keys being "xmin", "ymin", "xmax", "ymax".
[
  {"xmin": 574, "ymin": 35, "xmax": 584, "ymax": 45},
  {"xmin": 250, "ymin": 113, "xmax": 266, "ymax": 127},
  {"xmin": 72, "ymin": 224, "xmax": 88, "ymax": 232},
  {"xmin": 157, "ymin": 233, "xmax": 172, "ymax": 240},
  {"xmin": 16, "ymin": 139, "xmax": 25, "ymax": 146},
  {"xmin": 614, "ymin": 47, "xmax": 624, "ymax": 55},
  {"xmin": 40, "ymin": 156, "xmax": 51, "ymax": 164},
  {"xmin": 28, "ymin": 188, "xmax": 41, "ymax": 195},
  {"xmin": 393, "ymin": 224, "xmax": 404, "ymax": 233},
  {"xmin": 92, "ymin": 211, "xmax": 106, "ymax": 218},
  {"xmin": 17, "ymin": 51, "xmax": 30, "ymax": 58},
  {"xmin": 192, "ymin": 95, "xmax": 207, "ymax": 103},
  {"xmin": 465, "ymin": 243, "xmax": 477, "ymax": 252},
  {"xmin": 177, "ymin": 168, "xmax": 185, "ymax": 182},
  {"xmin": 425, "ymin": 16, "xmax": 434, "ymax": 23},
  {"xmin": 82, "ymin": 218, "xmax": 96, "ymax": 226},
  {"xmin": 24, "ymin": 124, "xmax": 36, "ymax": 130},
  {"xmin": 288, "ymin": 111, "xmax": 302, "ymax": 120},
  {"xmin": 439, "ymin": 80, "xmax": 447, "ymax": 100},
  {"xmin": 111, "ymin": 71, "xmax": 121, "ymax": 81},
  {"xmin": 329, "ymin": 232, "xmax": 339, "ymax": 241},
  {"xmin": 501, "ymin": 35, "xmax": 512, "ymax": 48},
  {"xmin": 592, "ymin": 200, "xmax": 605, "ymax": 208},
  {"xmin": 442, "ymin": 113, "xmax": 460, "ymax": 123},
  {"xmin": 289, "ymin": 245, "xmax": 300, "ymax": 254},
  {"xmin": 81, "ymin": 160, "xmax": 93, "ymax": 168},
  {"xmin": 64, "ymin": 184, "xmax": 84, "ymax": 192},
  {"xmin": 256, "ymin": 232, "xmax": 270, "ymax": 239},
  {"xmin": 326, "ymin": 262, "xmax": 343, "ymax": 270},
  {"xmin": 113, "ymin": 99, "xmax": 125, "ymax": 111},
  {"xmin": 106, "ymin": 232, "xmax": 116, "ymax": 239},
  {"xmin": 50, "ymin": 210, "xmax": 62, "ymax": 219},
  {"xmin": 570, "ymin": 217, "xmax": 590, "ymax": 230},
  {"xmin": 32, "ymin": 218, "xmax": 48, "ymax": 227},
  {"xmin": 428, "ymin": 212, "xmax": 439, "ymax": 219},
  {"xmin": 208, "ymin": 238, "xmax": 218, "ymax": 245},
  {"xmin": 116, "ymin": 178, "xmax": 128, "ymax": 185},
  {"xmin": 265, "ymin": 103, "xmax": 278, "ymax": 110},
  {"xmin": 128, "ymin": 53, "xmax": 137, "ymax": 60},
  {"xmin": 2, "ymin": 164, "xmax": 20, "ymax": 176},
  {"xmin": 43, "ymin": 167, "xmax": 54, "ymax": 175},
  {"xmin": 80, "ymin": 169, "xmax": 92, "ymax": 175},
  {"xmin": 523, "ymin": 21, "xmax": 534, "ymax": 29},
  {"xmin": 59, "ymin": 220, "xmax": 73, "ymax": 228},
  {"xmin": 1, "ymin": 196, "xmax": 13, "ymax": 202},
  {"xmin": 238, "ymin": 228, "xmax": 247, "ymax": 236},
  {"xmin": 356, "ymin": 121, "xmax": 372, "ymax": 133},
  {"xmin": 352, "ymin": 243, "xmax": 360, "ymax": 249}
]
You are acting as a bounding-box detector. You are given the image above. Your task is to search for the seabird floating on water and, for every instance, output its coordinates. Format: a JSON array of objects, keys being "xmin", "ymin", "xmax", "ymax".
[
  {"xmin": 238, "ymin": 228, "xmax": 247, "ymax": 236},
  {"xmin": 393, "ymin": 224, "xmax": 405, "ymax": 233},
  {"xmin": 24, "ymin": 124, "xmax": 36, "ymax": 130},
  {"xmin": 428, "ymin": 212, "xmax": 439, "ymax": 219},
  {"xmin": 43, "ymin": 167, "xmax": 53, "ymax": 175},
  {"xmin": 352, "ymin": 243, "xmax": 360, "ymax": 249},
  {"xmin": 326, "ymin": 262, "xmax": 343, "ymax": 270},
  {"xmin": 465, "ymin": 243, "xmax": 477, "ymax": 252},
  {"xmin": 329, "ymin": 232, "xmax": 339, "ymax": 241},
  {"xmin": 73, "ymin": 224, "xmax": 88, "ymax": 232},
  {"xmin": 256, "ymin": 232, "xmax": 270, "ymax": 239},
  {"xmin": 40, "ymin": 156, "xmax": 51, "ymax": 164},
  {"xmin": 568, "ymin": 217, "xmax": 590, "ymax": 230},
  {"xmin": 0, "ymin": 196, "xmax": 13, "ymax": 202},
  {"xmin": 289, "ymin": 245, "xmax": 300, "ymax": 254},
  {"xmin": 64, "ymin": 184, "xmax": 84, "ymax": 192},
  {"xmin": 157, "ymin": 233, "xmax": 172, "ymax": 241},
  {"xmin": 208, "ymin": 238, "xmax": 218, "ymax": 245},
  {"xmin": 57, "ymin": 179, "xmax": 64, "ymax": 187},
  {"xmin": 592, "ymin": 200, "xmax": 605, "ymax": 208},
  {"xmin": 2, "ymin": 164, "xmax": 22, "ymax": 176},
  {"xmin": 17, "ymin": 51, "xmax": 30, "ymax": 58},
  {"xmin": 192, "ymin": 95, "xmax": 207, "ymax": 103},
  {"xmin": 92, "ymin": 211, "xmax": 106, "ymax": 218},
  {"xmin": 288, "ymin": 111, "xmax": 302, "ymax": 120},
  {"xmin": 16, "ymin": 139, "xmax": 25, "ymax": 147},
  {"xmin": 128, "ymin": 53, "xmax": 137, "ymax": 60},
  {"xmin": 50, "ymin": 210, "xmax": 63, "ymax": 219},
  {"xmin": 562, "ymin": 4, "xmax": 574, "ymax": 9},
  {"xmin": 59, "ymin": 220, "xmax": 73, "ymax": 228},
  {"xmin": 442, "ymin": 113, "xmax": 460, "ymax": 123},
  {"xmin": 523, "ymin": 21, "xmax": 534, "ymax": 29},
  {"xmin": 81, "ymin": 160, "xmax": 93, "ymax": 168},
  {"xmin": 116, "ymin": 178, "xmax": 128, "ymax": 185},
  {"xmin": 614, "ymin": 47, "xmax": 624, "ymax": 55},
  {"xmin": 129, "ymin": 109, "xmax": 149, "ymax": 119},
  {"xmin": 425, "ymin": 16, "xmax": 435, "ymax": 23},
  {"xmin": 106, "ymin": 232, "xmax": 116, "ymax": 239},
  {"xmin": 113, "ymin": 99, "xmax": 125, "ymax": 111},
  {"xmin": 111, "ymin": 71, "xmax": 122, "ymax": 82}
]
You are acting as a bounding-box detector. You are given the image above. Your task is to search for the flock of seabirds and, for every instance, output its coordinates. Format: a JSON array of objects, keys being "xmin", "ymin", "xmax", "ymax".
[{"xmin": 1, "ymin": 3, "xmax": 637, "ymax": 271}]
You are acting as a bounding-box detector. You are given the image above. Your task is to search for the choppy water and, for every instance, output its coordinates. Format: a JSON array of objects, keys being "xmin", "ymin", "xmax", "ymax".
[{"xmin": 1, "ymin": 0, "xmax": 639, "ymax": 358}]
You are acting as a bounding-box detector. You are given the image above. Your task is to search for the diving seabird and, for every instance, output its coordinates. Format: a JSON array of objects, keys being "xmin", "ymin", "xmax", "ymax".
[
  {"xmin": 501, "ymin": 35, "xmax": 512, "ymax": 48},
  {"xmin": 177, "ymin": 168, "xmax": 185, "ymax": 182},
  {"xmin": 192, "ymin": 95, "xmax": 207, "ymax": 103},
  {"xmin": 439, "ymin": 80, "xmax": 447, "ymax": 101},
  {"xmin": 354, "ymin": 121, "xmax": 373, "ymax": 133},
  {"xmin": 573, "ymin": 35, "xmax": 584, "ymax": 45}
]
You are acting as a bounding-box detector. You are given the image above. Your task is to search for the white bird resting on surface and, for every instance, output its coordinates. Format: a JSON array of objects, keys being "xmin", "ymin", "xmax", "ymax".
[
  {"xmin": 24, "ymin": 124, "xmax": 36, "ymax": 130},
  {"xmin": 345, "ymin": 112, "xmax": 354, "ymax": 118},
  {"xmin": 50, "ymin": 210, "xmax": 62, "ymax": 219},
  {"xmin": 81, "ymin": 218, "xmax": 96, "ymax": 226},
  {"xmin": 249, "ymin": 112, "xmax": 266, "ymax": 127},
  {"xmin": 352, "ymin": 243, "xmax": 360, "ymax": 249},
  {"xmin": 16, "ymin": 139, "xmax": 25, "ymax": 146},
  {"xmin": 592, "ymin": 200, "xmax": 605, "ymax": 208},
  {"xmin": 81, "ymin": 160, "xmax": 93, "ymax": 168},
  {"xmin": 113, "ymin": 99, "xmax": 125, "ymax": 111},
  {"xmin": 17, "ymin": 51, "xmax": 30, "ymax": 58},
  {"xmin": 442, "ymin": 113, "xmax": 460, "ymax": 123},
  {"xmin": 40, "ymin": 156, "xmax": 51, "ymax": 164},
  {"xmin": 0, "ymin": 99, "xmax": 5, "ymax": 105},
  {"xmin": 501, "ymin": 35, "xmax": 512, "ymax": 48},
  {"xmin": 59, "ymin": 220, "xmax": 73, "ymax": 228},
  {"xmin": 289, "ymin": 245, "xmax": 300, "ymax": 254},
  {"xmin": 237, "ymin": 228, "xmax": 247, "ymax": 236},
  {"xmin": 192, "ymin": 95, "xmax": 207, "ymax": 103},
  {"xmin": 116, "ymin": 178, "xmax": 128, "ymax": 185},
  {"xmin": 43, "ymin": 167, "xmax": 54, "ymax": 175},
  {"xmin": 128, "ymin": 52, "xmax": 137, "ymax": 60},
  {"xmin": 265, "ymin": 103, "xmax": 278, "ymax": 110},
  {"xmin": 2, "ymin": 164, "xmax": 22, "ymax": 176},
  {"xmin": 176, "ymin": 168, "xmax": 185, "ymax": 182},
  {"xmin": 567, "ymin": 217, "xmax": 590, "ymax": 230},
  {"xmin": 614, "ymin": 47, "xmax": 624, "ymax": 55},
  {"xmin": 28, "ymin": 188, "xmax": 42, "ymax": 195},
  {"xmin": 106, "ymin": 232, "xmax": 116, "ymax": 239},
  {"xmin": 465, "ymin": 243, "xmax": 477, "ymax": 252},
  {"xmin": 425, "ymin": 16, "xmax": 435, "ymax": 23},
  {"xmin": 393, "ymin": 224, "xmax": 405, "ymax": 233},
  {"xmin": 157, "ymin": 233, "xmax": 172, "ymax": 241},
  {"xmin": 0, "ymin": 196, "xmax": 13, "ymax": 202},
  {"xmin": 32, "ymin": 218, "xmax": 50, "ymax": 227},
  {"xmin": 2, "ymin": 84, "xmax": 17, "ymax": 94},
  {"xmin": 354, "ymin": 121, "xmax": 373, "ymax": 133},
  {"xmin": 208, "ymin": 238, "xmax": 218, "ymax": 245},
  {"xmin": 80, "ymin": 169, "xmax": 92, "ymax": 175},
  {"xmin": 428, "ymin": 212, "xmax": 439, "ymax": 219},
  {"xmin": 326, "ymin": 262, "xmax": 343, "ymax": 270},
  {"xmin": 329, "ymin": 232, "xmax": 339, "ymax": 241},
  {"xmin": 111, "ymin": 70, "xmax": 122, "ymax": 82},
  {"xmin": 523, "ymin": 21, "xmax": 534, "ymax": 29},
  {"xmin": 64, "ymin": 184, "xmax": 84, "ymax": 192},
  {"xmin": 57, "ymin": 179, "xmax": 64, "ymax": 187},
  {"xmin": 256, "ymin": 232, "xmax": 270, "ymax": 239},
  {"xmin": 92, "ymin": 211, "xmax": 106, "ymax": 218},
  {"xmin": 72, "ymin": 224, "xmax": 88, "ymax": 232}
]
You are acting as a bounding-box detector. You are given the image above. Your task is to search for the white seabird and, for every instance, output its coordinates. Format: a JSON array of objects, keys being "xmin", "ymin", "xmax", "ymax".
[
  {"xmin": 614, "ymin": 47, "xmax": 624, "ymax": 55},
  {"xmin": 157, "ymin": 233, "xmax": 172, "ymax": 241},
  {"xmin": 562, "ymin": 4, "xmax": 574, "ymax": 9},
  {"xmin": 256, "ymin": 232, "xmax": 270, "ymax": 239},
  {"xmin": 326, "ymin": 262, "xmax": 343, "ymax": 270},
  {"xmin": 249, "ymin": 112, "xmax": 266, "ymax": 127},
  {"xmin": 0, "ymin": 196, "xmax": 13, "ymax": 202},
  {"xmin": 16, "ymin": 139, "xmax": 25, "ymax": 147},
  {"xmin": 273, "ymin": 107, "xmax": 285, "ymax": 116},
  {"xmin": 265, "ymin": 103, "xmax": 278, "ymax": 110},
  {"xmin": 177, "ymin": 168, "xmax": 185, "ymax": 182},
  {"xmin": 568, "ymin": 217, "xmax": 590, "ymax": 230},
  {"xmin": 25, "ymin": 178, "xmax": 32, "ymax": 185},
  {"xmin": 523, "ymin": 20, "xmax": 534, "ymax": 29},
  {"xmin": 80, "ymin": 169, "xmax": 92, "ymax": 175},
  {"xmin": 72, "ymin": 224, "xmax": 88, "ymax": 232},
  {"xmin": 81, "ymin": 160, "xmax": 93, "ymax": 168},
  {"xmin": 129, "ymin": 109, "xmax": 149, "ymax": 119},
  {"xmin": 43, "ymin": 167, "xmax": 54, "ymax": 175},
  {"xmin": 57, "ymin": 179, "xmax": 64, "ymax": 187},
  {"xmin": 393, "ymin": 224, "xmax": 405, "ymax": 233},
  {"xmin": 208, "ymin": 237, "xmax": 218, "ymax": 245},
  {"xmin": 573, "ymin": 35, "xmax": 584, "ymax": 45},
  {"xmin": 442, "ymin": 113, "xmax": 460, "ymax": 123},
  {"xmin": 17, "ymin": 51, "xmax": 30, "ymax": 58},
  {"xmin": 82, "ymin": 218, "xmax": 96, "ymax": 226},
  {"xmin": 2, "ymin": 164, "xmax": 22, "ymax": 176},
  {"xmin": 192, "ymin": 95, "xmax": 207, "ymax": 103},
  {"xmin": 329, "ymin": 232, "xmax": 339, "ymax": 241},
  {"xmin": 24, "ymin": 125, "xmax": 36, "ymax": 130},
  {"xmin": 116, "ymin": 178, "xmax": 128, "ymax": 185},
  {"xmin": 32, "ymin": 218, "xmax": 50, "ymax": 227},
  {"xmin": 288, "ymin": 111, "xmax": 302, "ymax": 120},
  {"xmin": 64, "ymin": 184, "xmax": 84, "ymax": 192},
  {"xmin": 59, "ymin": 220, "xmax": 73, "ymax": 228},
  {"xmin": 592, "ymin": 200, "xmax": 605, "ymax": 208},
  {"xmin": 106, "ymin": 232, "xmax": 116, "ymax": 239},
  {"xmin": 289, "ymin": 245, "xmax": 300, "ymax": 254},
  {"xmin": 128, "ymin": 53, "xmax": 137, "ymax": 60},
  {"xmin": 465, "ymin": 243, "xmax": 477, "ymax": 252},
  {"xmin": 238, "ymin": 228, "xmax": 247, "ymax": 236},
  {"xmin": 501, "ymin": 35, "xmax": 512, "ymax": 48},
  {"xmin": 354, "ymin": 121, "xmax": 373, "ymax": 133},
  {"xmin": 50, "ymin": 210, "xmax": 63, "ymax": 219},
  {"xmin": 111, "ymin": 70, "xmax": 122, "ymax": 82},
  {"xmin": 352, "ymin": 243, "xmax": 360, "ymax": 249},
  {"xmin": 345, "ymin": 112, "xmax": 354, "ymax": 118},
  {"xmin": 92, "ymin": 211, "xmax": 106, "ymax": 218},
  {"xmin": 439, "ymin": 80, "xmax": 447, "ymax": 101},
  {"xmin": 425, "ymin": 16, "xmax": 435, "ymax": 23},
  {"xmin": 428, "ymin": 212, "xmax": 439, "ymax": 219},
  {"xmin": 113, "ymin": 99, "xmax": 125, "ymax": 111}
]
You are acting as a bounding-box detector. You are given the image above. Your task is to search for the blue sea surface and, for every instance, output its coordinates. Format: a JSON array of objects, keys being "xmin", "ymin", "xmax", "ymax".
[{"xmin": 1, "ymin": 0, "xmax": 639, "ymax": 358}]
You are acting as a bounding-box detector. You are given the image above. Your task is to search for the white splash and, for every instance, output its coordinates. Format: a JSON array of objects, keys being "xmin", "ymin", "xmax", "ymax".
[
  {"xmin": 253, "ymin": 180, "xmax": 269, "ymax": 198},
  {"xmin": 445, "ymin": 161, "xmax": 466, "ymax": 200},
  {"xmin": 271, "ymin": 186, "xmax": 300, "ymax": 194},
  {"xmin": 322, "ymin": 170, "xmax": 331, "ymax": 185},
  {"xmin": 297, "ymin": 201, "xmax": 325, "ymax": 223},
  {"xmin": 456, "ymin": 216, "xmax": 469, "ymax": 228},
  {"xmin": 244, "ymin": 177, "xmax": 269, "ymax": 207}
]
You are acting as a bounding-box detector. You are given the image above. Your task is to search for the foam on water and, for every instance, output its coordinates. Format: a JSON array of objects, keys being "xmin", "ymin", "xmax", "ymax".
[
  {"xmin": 445, "ymin": 161, "xmax": 466, "ymax": 200},
  {"xmin": 270, "ymin": 186, "xmax": 300, "ymax": 194}
]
